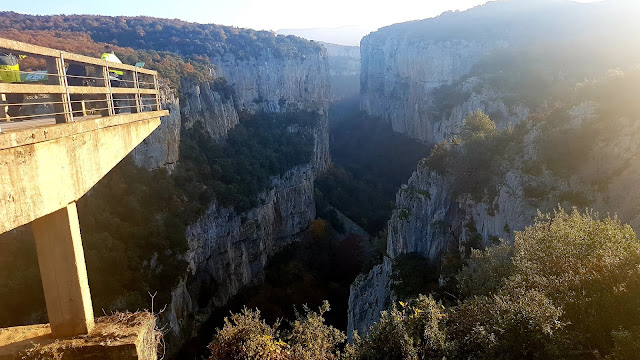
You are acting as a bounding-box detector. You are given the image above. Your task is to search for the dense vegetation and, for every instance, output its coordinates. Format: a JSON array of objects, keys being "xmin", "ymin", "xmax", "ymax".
[
  {"xmin": 0, "ymin": 110, "xmax": 318, "ymax": 327},
  {"xmin": 207, "ymin": 208, "xmax": 640, "ymax": 359},
  {"xmin": 316, "ymin": 98, "xmax": 429, "ymax": 234},
  {"xmin": 0, "ymin": 12, "xmax": 324, "ymax": 61},
  {"xmin": 176, "ymin": 111, "xmax": 318, "ymax": 212},
  {"xmin": 176, "ymin": 219, "xmax": 365, "ymax": 359}
]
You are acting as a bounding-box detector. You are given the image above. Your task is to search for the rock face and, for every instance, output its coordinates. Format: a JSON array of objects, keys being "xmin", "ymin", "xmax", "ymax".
[
  {"xmin": 146, "ymin": 41, "xmax": 331, "ymax": 350},
  {"xmin": 180, "ymin": 79, "xmax": 240, "ymax": 141},
  {"xmin": 213, "ymin": 51, "xmax": 331, "ymax": 171},
  {"xmin": 133, "ymin": 49, "xmax": 331, "ymax": 171},
  {"xmin": 167, "ymin": 164, "xmax": 315, "ymax": 338},
  {"xmin": 320, "ymin": 42, "xmax": 361, "ymax": 99},
  {"xmin": 360, "ymin": 31, "xmax": 506, "ymax": 143},
  {"xmin": 348, "ymin": 100, "xmax": 640, "ymax": 335},
  {"xmin": 347, "ymin": 161, "xmax": 536, "ymax": 336},
  {"xmin": 322, "ymin": 42, "xmax": 360, "ymax": 78},
  {"xmin": 131, "ymin": 81, "xmax": 181, "ymax": 170},
  {"xmin": 213, "ymin": 52, "xmax": 329, "ymax": 114},
  {"xmin": 358, "ymin": 0, "xmax": 629, "ymax": 143}
]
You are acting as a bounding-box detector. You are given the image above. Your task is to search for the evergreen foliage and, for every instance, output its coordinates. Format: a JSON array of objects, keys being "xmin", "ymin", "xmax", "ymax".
[
  {"xmin": 0, "ymin": 110, "xmax": 318, "ymax": 327},
  {"xmin": 176, "ymin": 111, "xmax": 317, "ymax": 213},
  {"xmin": 208, "ymin": 301, "xmax": 345, "ymax": 360},
  {"xmin": 0, "ymin": 12, "xmax": 324, "ymax": 61},
  {"xmin": 316, "ymin": 100, "xmax": 429, "ymax": 234},
  {"xmin": 209, "ymin": 208, "xmax": 640, "ymax": 359}
]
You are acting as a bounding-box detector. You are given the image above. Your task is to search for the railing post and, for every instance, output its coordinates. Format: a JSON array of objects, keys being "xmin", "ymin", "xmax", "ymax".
[
  {"xmin": 46, "ymin": 53, "xmax": 72, "ymax": 123},
  {"xmin": 0, "ymin": 94, "xmax": 8, "ymax": 122},
  {"xmin": 122, "ymin": 69, "xmax": 139, "ymax": 114},
  {"xmin": 102, "ymin": 62, "xmax": 115, "ymax": 116},
  {"xmin": 59, "ymin": 52, "xmax": 74, "ymax": 123},
  {"xmin": 133, "ymin": 68, "xmax": 141, "ymax": 113},
  {"xmin": 153, "ymin": 74, "xmax": 161, "ymax": 111}
]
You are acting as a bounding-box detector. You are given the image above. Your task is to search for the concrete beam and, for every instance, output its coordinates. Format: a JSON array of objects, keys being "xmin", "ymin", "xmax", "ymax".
[
  {"xmin": 0, "ymin": 112, "xmax": 165, "ymax": 234},
  {"xmin": 32, "ymin": 202, "xmax": 94, "ymax": 337}
]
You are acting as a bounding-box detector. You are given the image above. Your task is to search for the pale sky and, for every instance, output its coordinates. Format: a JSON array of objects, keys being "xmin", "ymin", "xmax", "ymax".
[{"xmin": 2, "ymin": 0, "xmax": 603, "ymax": 31}]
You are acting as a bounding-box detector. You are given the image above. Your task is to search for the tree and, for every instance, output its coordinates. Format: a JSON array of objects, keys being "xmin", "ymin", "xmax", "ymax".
[{"xmin": 460, "ymin": 110, "xmax": 496, "ymax": 140}]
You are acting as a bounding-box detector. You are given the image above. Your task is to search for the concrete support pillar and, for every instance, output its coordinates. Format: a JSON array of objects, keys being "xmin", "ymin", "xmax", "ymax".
[{"xmin": 32, "ymin": 202, "xmax": 95, "ymax": 338}]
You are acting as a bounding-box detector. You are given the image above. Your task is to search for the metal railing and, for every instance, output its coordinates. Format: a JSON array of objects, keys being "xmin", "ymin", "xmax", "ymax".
[{"xmin": 0, "ymin": 38, "xmax": 162, "ymax": 126}]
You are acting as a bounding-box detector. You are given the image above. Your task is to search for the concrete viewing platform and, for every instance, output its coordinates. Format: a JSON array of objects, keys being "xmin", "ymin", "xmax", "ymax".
[
  {"xmin": 0, "ymin": 37, "xmax": 168, "ymax": 359},
  {"xmin": 0, "ymin": 313, "xmax": 158, "ymax": 360}
]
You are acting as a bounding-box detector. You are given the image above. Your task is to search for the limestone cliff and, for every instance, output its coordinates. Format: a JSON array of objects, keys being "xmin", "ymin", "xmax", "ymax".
[
  {"xmin": 133, "ymin": 45, "xmax": 331, "ymax": 171},
  {"xmin": 360, "ymin": 35, "xmax": 506, "ymax": 143},
  {"xmin": 320, "ymin": 42, "xmax": 361, "ymax": 99},
  {"xmin": 151, "ymin": 40, "xmax": 330, "ymax": 351},
  {"xmin": 131, "ymin": 81, "xmax": 181, "ymax": 170},
  {"xmin": 359, "ymin": 0, "xmax": 640, "ymax": 144},
  {"xmin": 166, "ymin": 164, "xmax": 315, "ymax": 339},
  {"xmin": 213, "ymin": 51, "xmax": 330, "ymax": 171},
  {"xmin": 180, "ymin": 79, "xmax": 239, "ymax": 141},
  {"xmin": 348, "ymin": 99, "xmax": 640, "ymax": 335}
]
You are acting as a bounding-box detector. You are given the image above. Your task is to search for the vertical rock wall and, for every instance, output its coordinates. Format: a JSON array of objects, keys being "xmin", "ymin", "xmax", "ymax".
[
  {"xmin": 213, "ymin": 52, "xmax": 331, "ymax": 171},
  {"xmin": 360, "ymin": 34, "xmax": 506, "ymax": 143},
  {"xmin": 131, "ymin": 81, "xmax": 181, "ymax": 171}
]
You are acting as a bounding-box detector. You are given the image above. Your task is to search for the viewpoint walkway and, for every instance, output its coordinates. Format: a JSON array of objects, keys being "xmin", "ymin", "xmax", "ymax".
[{"xmin": 0, "ymin": 37, "xmax": 168, "ymax": 357}]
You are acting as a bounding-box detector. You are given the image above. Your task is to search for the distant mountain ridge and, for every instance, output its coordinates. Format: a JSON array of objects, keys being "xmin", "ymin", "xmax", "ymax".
[{"xmin": 277, "ymin": 25, "xmax": 377, "ymax": 46}]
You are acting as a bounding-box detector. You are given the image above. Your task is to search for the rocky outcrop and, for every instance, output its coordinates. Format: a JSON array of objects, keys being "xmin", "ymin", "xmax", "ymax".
[
  {"xmin": 165, "ymin": 164, "xmax": 315, "ymax": 339},
  {"xmin": 348, "ymin": 98, "xmax": 640, "ymax": 335},
  {"xmin": 130, "ymin": 35, "xmax": 331, "ymax": 355},
  {"xmin": 131, "ymin": 77, "xmax": 240, "ymax": 170},
  {"xmin": 134, "ymin": 48, "xmax": 331, "ymax": 171},
  {"xmin": 180, "ymin": 79, "xmax": 239, "ymax": 141},
  {"xmin": 213, "ymin": 51, "xmax": 329, "ymax": 114},
  {"xmin": 213, "ymin": 51, "xmax": 330, "ymax": 171},
  {"xmin": 360, "ymin": 33, "xmax": 507, "ymax": 143},
  {"xmin": 347, "ymin": 162, "xmax": 535, "ymax": 336},
  {"xmin": 347, "ymin": 260, "xmax": 391, "ymax": 339},
  {"xmin": 131, "ymin": 81, "xmax": 181, "ymax": 170}
]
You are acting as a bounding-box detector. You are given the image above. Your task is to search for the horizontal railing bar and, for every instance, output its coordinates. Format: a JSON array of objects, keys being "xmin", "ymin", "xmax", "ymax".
[
  {"xmin": 111, "ymin": 88, "xmax": 157, "ymax": 95},
  {"xmin": 0, "ymin": 72, "xmax": 156, "ymax": 86},
  {"xmin": 2, "ymin": 110, "xmax": 72, "ymax": 121},
  {"xmin": 6, "ymin": 100, "xmax": 67, "ymax": 107},
  {"xmin": 61, "ymin": 87, "xmax": 157, "ymax": 95},
  {"xmin": 0, "ymin": 83, "xmax": 65, "ymax": 94},
  {"xmin": 5, "ymin": 98, "xmax": 128, "ymax": 107},
  {"xmin": 65, "ymin": 54, "xmax": 156, "ymax": 75}
]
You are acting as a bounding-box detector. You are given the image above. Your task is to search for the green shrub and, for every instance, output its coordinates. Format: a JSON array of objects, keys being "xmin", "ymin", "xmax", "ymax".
[
  {"xmin": 345, "ymin": 295, "xmax": 452, "ymax": 360},
  {"xmin": 208, "ymin": 301, "xmax": 345, "ymax": 360}
]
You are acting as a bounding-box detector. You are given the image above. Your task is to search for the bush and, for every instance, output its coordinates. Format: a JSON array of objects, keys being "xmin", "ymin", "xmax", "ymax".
[
  {"xmin": 345, "ymin": 295, "xmax": 452, "ymax": 360},
  {"xmin": 208, "ymin": 301, "xmax": 345, "ymax": 360},
  {"xmin": 452, "ymin": 207, "xmax": 640, "ymax": 358},
  {"xmin": 354, "ymin": 208, "xmax": 640, "ymax": 359}
]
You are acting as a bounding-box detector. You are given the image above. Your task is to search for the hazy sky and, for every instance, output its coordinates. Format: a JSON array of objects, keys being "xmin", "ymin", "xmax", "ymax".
[{"xmin": 2, "ymin": 0, "xmax": 602, "ymax": 31}]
